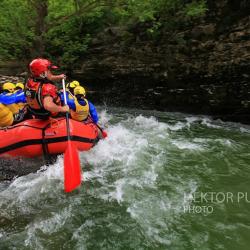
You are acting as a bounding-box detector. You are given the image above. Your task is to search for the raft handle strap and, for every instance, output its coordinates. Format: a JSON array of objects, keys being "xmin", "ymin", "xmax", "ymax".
[{"xmin": 41, "ymin": 123, "xmax": 53, "ymax": 165}]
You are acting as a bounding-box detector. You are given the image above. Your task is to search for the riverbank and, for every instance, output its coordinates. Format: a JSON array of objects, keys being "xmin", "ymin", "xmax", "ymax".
[
  {"xmin": 72, "ymin": 0, "xmax": 250, "ymax": 124},
  {"xmin": 0, "ymin": 73, "xmax": 249, "ymax": 125}
]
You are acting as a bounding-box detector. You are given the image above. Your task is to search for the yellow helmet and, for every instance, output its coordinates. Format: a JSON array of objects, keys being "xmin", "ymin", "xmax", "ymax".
[
  {"xmin": 74, "ymin": 86, "xmax": 86, "ymax": 96},
  {"xmin": 66, "ymin": 80, "xmax": 80, "ymax": 89},
  {"xmin": 15, "ymin": 82, "xmax": 24, "ymax": 90},
  {"xmin": 2, "ymin": 82, "xmax": 16, "ymax": 93}
]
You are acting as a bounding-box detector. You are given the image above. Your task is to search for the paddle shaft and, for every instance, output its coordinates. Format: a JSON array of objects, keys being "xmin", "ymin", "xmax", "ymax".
[
  {"xmin": 95, "ymin": 122, "xmax": 105, "ymax": 134},
  {"xmin": 62, "ymin": 79, "xmax": 71, "ymax": 140},
  {"xmin": 88, "ymin": 116, "xmax": 107, "ymax": 138}
]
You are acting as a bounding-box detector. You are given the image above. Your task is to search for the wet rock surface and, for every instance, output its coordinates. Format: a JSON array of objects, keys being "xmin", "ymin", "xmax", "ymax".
[
  {"xmin": 0, "ymin": 155, "xmax": 58, "ymax": 181},
  {"xmin": 74, "ymin": 0, "xmax": 250, "ymax": 124},
  {"xmin": 0, "ymin": 75, "xmax": 25, "ymax": 88},
  {"xmin": 0, "ymin": 158, "xmax": 43, "ymax": 181}
]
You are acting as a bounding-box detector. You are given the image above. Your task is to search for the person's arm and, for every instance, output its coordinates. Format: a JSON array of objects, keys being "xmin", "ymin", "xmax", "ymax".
[
  {"xmin": 88, "ymin": 101, "xmax": 99, "ymax": 124},
  {"xmin": 59, "ymin": 92, "xmax": 76, "ymax": 110},
  {"xmin": 43, "ymin": 96, "xmax": 69, "ymax": 113},
  {"xmin": 16, "ymin": 92, "xmax": 27, "ymax": 103},
  {"xmin": 0, "ymin": 92, "xmax": 26, "ymax": 105},
  {"xmin": 0, "ymin": 93, "xmax": 16, "ymax": 105},
  {"xmin": 47, "ymin": 71, "xmax": 66, "ymax": 81}
]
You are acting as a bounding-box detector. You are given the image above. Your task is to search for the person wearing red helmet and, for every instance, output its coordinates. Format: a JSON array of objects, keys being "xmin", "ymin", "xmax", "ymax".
[{"xmin": 25, "ymin": 58, "xmax": 69, "ymax": 119}]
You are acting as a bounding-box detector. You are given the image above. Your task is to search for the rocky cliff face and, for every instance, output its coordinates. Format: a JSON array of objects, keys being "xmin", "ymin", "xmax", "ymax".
[{"xmin": 73, "ymin": 0, "xmax": 250, "ymax": 123}]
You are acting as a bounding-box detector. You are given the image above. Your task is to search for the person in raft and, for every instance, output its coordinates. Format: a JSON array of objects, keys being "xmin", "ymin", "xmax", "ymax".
[
  {"xmin": 1, "ymin": 82, "xmax": 16, "ymax": 94},
  {"xmin": 66, "ymin": 80, "xmax": 80, "ymax": 96},
  {"xmin": 0, "ymin": 82, "xmax": 27, "ymax": 127},
  {"xmin": 25, "ymin": 58, "xmax": 69, "ymax": 119},
  {"xmin": 61, "ymin": 85, "xmax": 99, "ymax": 124},
  {"xmin": 15, "ymin": 82, "xmax": 25, "ymax": 93}
]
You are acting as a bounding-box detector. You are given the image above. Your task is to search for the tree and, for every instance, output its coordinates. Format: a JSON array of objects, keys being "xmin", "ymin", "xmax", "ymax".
[
  {"xmin": 0, "ymin": 0, "xmax": 207, "ymax": 65},
  {"xmin": 28, "ymin": 0, "xmax": 48, "ymax": 57}
]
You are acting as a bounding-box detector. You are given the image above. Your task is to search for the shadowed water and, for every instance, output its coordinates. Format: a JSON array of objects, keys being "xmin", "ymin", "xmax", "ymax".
[{"xmin": 0, "ymin": 107, "xmax": 250, "ymax": 250}]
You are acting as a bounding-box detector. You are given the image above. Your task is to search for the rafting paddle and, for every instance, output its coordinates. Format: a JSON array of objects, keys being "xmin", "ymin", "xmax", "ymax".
[
  {"xmin": 62, "ymin": 79, "xmax": 81, "ymax": 192},
  {"xmin": 88, "ymin": 116, "xmax": 107, "ymax": 138},
  {"xmin": 96, "ymin": 123, "xmax": 108, "ymax": 138}
]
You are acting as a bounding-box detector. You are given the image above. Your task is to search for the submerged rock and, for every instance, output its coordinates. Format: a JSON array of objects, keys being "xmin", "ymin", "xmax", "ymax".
[{"xmin": 0, "ymin": 157, "xmax": 57, "ymax": 181}]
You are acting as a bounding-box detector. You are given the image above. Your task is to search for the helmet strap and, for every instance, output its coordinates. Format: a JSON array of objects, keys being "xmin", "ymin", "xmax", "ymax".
[{"xmin": 39, "ymin": 71, "xmax": 48, "ymax": 79}]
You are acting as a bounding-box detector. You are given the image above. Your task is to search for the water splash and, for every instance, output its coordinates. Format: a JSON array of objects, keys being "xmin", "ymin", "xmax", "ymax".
[{"xmin": 0, "ymin": 108, "xmax": 250, "ymax": 249}]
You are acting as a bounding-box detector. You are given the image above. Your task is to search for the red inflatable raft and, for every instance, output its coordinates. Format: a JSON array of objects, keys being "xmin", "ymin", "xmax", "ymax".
[{"xmin": 0, "ymin": 118, "xmax": 100, "ymax": 158}]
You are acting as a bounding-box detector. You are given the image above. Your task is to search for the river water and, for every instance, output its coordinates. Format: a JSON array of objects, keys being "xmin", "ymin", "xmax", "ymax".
[{"xmin": 0, "ymin": 107, "xmax": 250, "ymax": 250}]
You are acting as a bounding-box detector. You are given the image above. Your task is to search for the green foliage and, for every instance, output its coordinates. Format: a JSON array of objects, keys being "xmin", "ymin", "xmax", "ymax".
[
  {"xmin": 185, "ymin": 0, "xmax": 207, "ymax": 17},
  {"xmin": 0, "ymin": 0, "xmax": 208, "ymax": 65},
  {"xmin": 48, "ymin": 0, "xmax": 75, "ymax": 20},
  {"xmin": 46, "ymin": 0, "xmax": 106, "ymax": 67},
  {"xmin": 46, "ymin": 17, "xmax": 91, "ymax": 67},
  {"xmin": 0, "ymin": 0, "xmax": 35, "ymax": 59}
]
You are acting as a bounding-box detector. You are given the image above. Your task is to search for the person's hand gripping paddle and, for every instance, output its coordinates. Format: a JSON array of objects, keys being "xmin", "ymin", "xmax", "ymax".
[{"xmin": 62, "ymin": 79, "xmax": 81, "ymax": 192}]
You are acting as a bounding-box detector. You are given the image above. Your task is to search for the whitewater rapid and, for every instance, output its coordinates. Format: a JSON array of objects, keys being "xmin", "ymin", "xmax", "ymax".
[{"xmin": 0, "ymin": 107, "xmax": 249, "ymax": 249}]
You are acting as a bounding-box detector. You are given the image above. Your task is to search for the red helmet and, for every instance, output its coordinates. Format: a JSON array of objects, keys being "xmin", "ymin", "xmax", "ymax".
[{"xmin": 29, "ymin": 58, "xmax": 58, "ymax": 77}]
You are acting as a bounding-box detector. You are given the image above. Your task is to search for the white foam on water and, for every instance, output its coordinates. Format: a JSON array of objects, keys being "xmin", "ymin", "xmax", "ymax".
[
  {"xmin": 72, "ymin": 219, "xmax": 95, "ymax": 239},
  {"xmin": 84, "ymin": 123, "xmax": 149, "ymax": 168},
  {"xmin": 97, "ymin": 108, "xmax": 112, "ymax": 127},
  {"xmin": 172, "ymin": 140, "xmax": 203, "ymax": 151},
  {"xmin": 240, "ymin": 127, "xmax": 250, "ymax": 133},
  {"xmin": 126, "ymin": 180, "xmax": 198, "ymax": 246},
  {"xmin": 194, "ymin": 138, "xmax": 234, "ymax": 146},
  {"xmin": 214, "ymin": 138, "xmax": 233, "ymax": 147},
  {"xmin": 97, "ymin": 115, "xmax": 199, "ymax": 246},
  {"xmin": 2, "ymin": 110, "xmax": 243, "ymax": 249},
  {"xmin": 201, "ymin": 118, "xmax": 222, "ymax": 129},
  {"xmin": 109, "ymin": 178, "xmax": 126, "ymax": 204},
  {"xmin": 25, "ymin": 206, "xmax": 73, "ymax": 247},
  {"xmin": 193, "ymin": 138, "xmax": 210, "ymax": 144},
  {"xmin": 84, "ymin": 168, "xmax": 103, "ymax": 182},
  {"xmin": 0, "ymin": 156, "xmax": 65, "ymax": 216},
  {"xmin": 185, "ymin": 116, "xmax": 200, "ymax": 124},
  {"xmin": 70, "ymin": 220, "xmax": 96, "ymax": 250},
  {"xmin": 133, "ymin": 115, "xmax": 167, "ymax": 132},
  {"xmin": 166, "ymin": 121, "xmax": 187, "ymax": 131}
]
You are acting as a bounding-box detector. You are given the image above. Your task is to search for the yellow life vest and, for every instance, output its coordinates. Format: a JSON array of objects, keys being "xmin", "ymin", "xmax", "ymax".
[
  {"xmin": 17, "ymin": 102, "xmax": 26, "ymax": 110},
  {"xmin": 0, "ymin": 103, "xmax": 14, "ymax": 127},
  {"xmin": 70, "ymin": 97, "xmax": 89, "ymax": 121},
  {"xmin": 4, "ymin": 93, "xmax": 26, "ymax": 115},
  {"xmin": 7, "ymin": 103, "xmax": 20, "ymax": 114}
]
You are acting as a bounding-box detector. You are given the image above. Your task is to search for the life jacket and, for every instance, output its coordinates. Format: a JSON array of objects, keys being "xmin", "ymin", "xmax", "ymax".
[
  {"xmin": 0, "ymin": 93, "xmax": 26, "ymax": 126},
  {"xmin": 25, "ymin": 78, "xmax": 60, "ymax": 119},
  {"xmin": 12, "ymin": 90, "xmax": 27, "ymax": 111},
  {"xmin": 68, "ymin": 90, "xmax": 75, "ymax": 99},
  {"xmin": 0, "ymin": 103, "xmax": 13, "ymax": 127},
  {"xmin": 70, "ymin": 97, "xmax": 89, "ymax": 122},
  {"xmin": 4, "ymin": 93, "xmax": 25, "ymax": 115},
  {"xmin": 16, "ymin": 102, "xmax": 26, "ymax": 111},
  {"xmin": 6, "ymin": 103, "xmax": 20, "ymax": 114}
]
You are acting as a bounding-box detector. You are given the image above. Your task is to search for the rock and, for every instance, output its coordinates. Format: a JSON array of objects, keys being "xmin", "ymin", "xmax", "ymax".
[
  {"xmin": 191, "ymin": 24, "xmax": 215, "ymax": 39},
  {"xmin": 0, "ymin": 158, "xmax": 45, "ymax": 181},
  {"xmin": 0, "ymin": 75, "xmax": 25, "ymax": 88}
]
